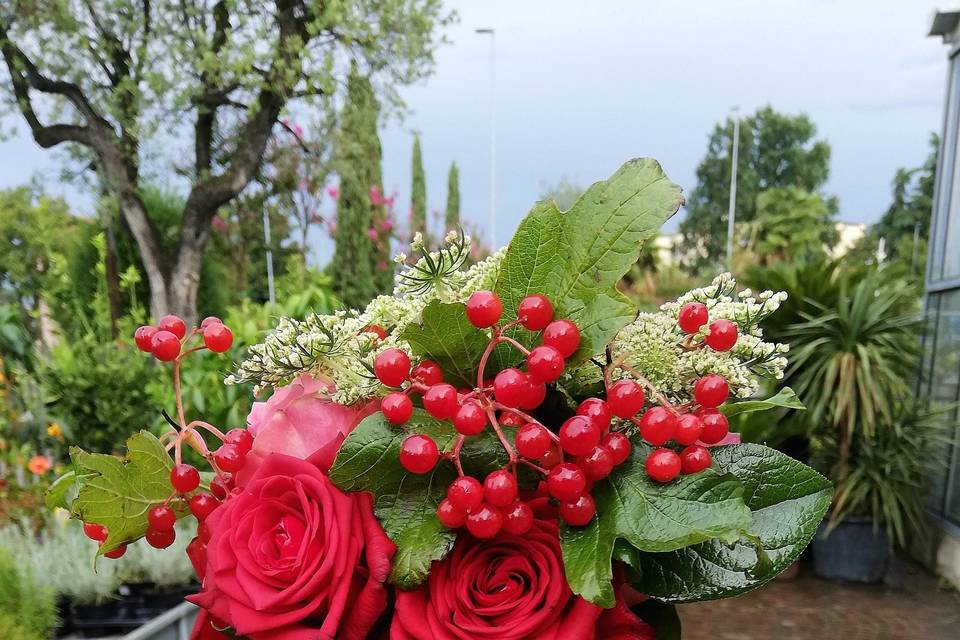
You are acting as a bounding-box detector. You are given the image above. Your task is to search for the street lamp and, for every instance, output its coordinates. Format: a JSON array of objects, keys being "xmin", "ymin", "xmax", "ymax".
[
  {"xmin": 725, "ymin": 106, "xmax": 741, "ymax": 269},
  {"xmin": 475, "ymin": 27, "xmax": 496, "ymax": 247}
]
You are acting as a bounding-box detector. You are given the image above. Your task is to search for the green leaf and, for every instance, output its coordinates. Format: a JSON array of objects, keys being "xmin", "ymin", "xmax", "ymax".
[
  {"xmin": 494, "ymin": 158, "xmax": 683, "ymax": 366},
  {"xmin": 560, "ymin": 445, "xmax": 751, "ymax": 607},
  {"xmin": 45, "ymin": 470, "xmax": 88, "ymax": 510},
  {"xmin": 329, "ymin": 408, "xmax": 506, "ymax": 588},
  {"xmin": 722, "ymin": 387, "xmax": 805, "ymax": 417},
  {"xmin": 400, "ymin": 300, "xmax": 489, "ymax": 387},
  {"xmin": 627, "ymin": 443, "xmax": 832, "ymax": 602},
  {"xmin": 68, "ymin": 430, "xmax": 182, "ymax": 554}
]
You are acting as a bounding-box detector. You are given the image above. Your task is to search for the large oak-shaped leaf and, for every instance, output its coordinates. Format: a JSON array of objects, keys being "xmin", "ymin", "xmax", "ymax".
[{"xmin": 627, "ymin": 443, "xmax": 832, "ymax": 602}]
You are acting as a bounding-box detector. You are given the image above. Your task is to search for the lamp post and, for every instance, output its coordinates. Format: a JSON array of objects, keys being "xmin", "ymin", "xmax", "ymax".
[
  {"xmin": 725, "ymin": 106, "xmax": 741, "ymax": 269},
  {"xmin": 263, "ymin": 210, "xmax": 276, "ymax": 305},
  {"xmin": 475, "ymin": 27, "xmax": 496, "ymax": 247}
]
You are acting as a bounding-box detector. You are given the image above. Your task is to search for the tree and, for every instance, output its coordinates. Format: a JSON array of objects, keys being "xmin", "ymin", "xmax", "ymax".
[
  {"xmin": 743, "ymin": 187, "xmax": 837, "ymax": 265},
  {"xmin": 332, "ymin": 70, "xmax": 382, "ymax": 308},
  {"xmin": 0, "ymin": 1, "xmax": 451, "ymax": 324},
  {"xmin": 680, "ymin": 106, "xmax": 833, "ymax": 272},
  {"xmin": 411, "ymin": 133, "xmax": 427, "ymax": 239},
  {"xmin": 445, "ymin": 162, "xmax": 460, "ymax": 232}
]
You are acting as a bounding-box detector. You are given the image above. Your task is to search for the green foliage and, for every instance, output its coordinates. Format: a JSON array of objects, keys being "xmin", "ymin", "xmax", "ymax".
[
  {"xmin": 445, "ymin": 161, "xmax": 460, "ymax": 231},
  {"xmin": 0, "ymin": 304, "xmax": 32, "ymax": 366},
  {"xmin": 814, "ymin": 402, "xmax": 954, "ymax": 547},
  {"xmin": 721, "ymin": 387, "xmax": 804, "ymax": 417},
  {"xmin": 493, "ymin": 158, "xmax": 684, "ymax": 366},
  {"xmin": 560, "ymin": 444, "xmax": 752, "ymax": 607},
  {"xmin": 401, "ymin": 301, "xmax": 489, "ymax": 387},
  {"xmin": 743, "ymin": 186, "xmax": 837, "ymax": 264},
  {"xmin": 411, "ymin": 134, "xmax": 427, "ymax": 238},
  {"xmin": 681, "ymin": 106, "xmax": 833, "ymax": 272},
  {"xmin": 0, "ymin": 549, "xmax": 58, "ymax": 640},
  {"xmin": 332, "ymin": 69, "xmax": 386, "ymax": 308},
  {"xmin": 329, "ymin": 409, "xmax": 508, "ymax": 587}
]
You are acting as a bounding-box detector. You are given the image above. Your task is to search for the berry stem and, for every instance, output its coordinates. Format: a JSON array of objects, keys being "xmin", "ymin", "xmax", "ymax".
[
  {"xmin": 484, "ymin": 407, "xmax": 518, "ymax": 465},
  {"xmin": 490, "ymin": 404, "xmax": 560, "ymax": 443},
  {"xmin": 517, "ymin": 458, "xmax": 549, "ymax": 476},
  {"xmin": 449, "ymin": 435, "xmax": 466, "ymax": 476},
  {"xmin": 610, "ymin": 359, "xmax": 678, "ymax": 414},
  {"xmin": 187, "ymin": 420, "xmax": 227, "ymax": 441},
  {"xmin": 172, "ymin": 360, "xmax": 187, "ymax": 430}
]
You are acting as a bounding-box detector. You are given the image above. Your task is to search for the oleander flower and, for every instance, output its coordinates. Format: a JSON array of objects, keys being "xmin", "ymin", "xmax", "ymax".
[
  {"xmin": 188, "ymin": 454, "xmax": 396, "ymax": 640},
  {"xmin": 28, "ymin": 455, "xmax": 51, "ymax": 475},
  {"xmin": 390, "ymin": 520, "xmax": 654, "ymax": 640}
]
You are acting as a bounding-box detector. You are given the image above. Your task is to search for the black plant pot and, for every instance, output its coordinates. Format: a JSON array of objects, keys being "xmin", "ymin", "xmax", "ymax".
[{"xmin": 812, "ymin": 517, "xmax": 889, "ymax": 583}]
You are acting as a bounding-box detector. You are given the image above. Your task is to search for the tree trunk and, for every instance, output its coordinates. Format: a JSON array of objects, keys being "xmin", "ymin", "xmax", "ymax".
[{"xmin": 169, "ymin": 238, "xmax": 206, "ymax": 327}]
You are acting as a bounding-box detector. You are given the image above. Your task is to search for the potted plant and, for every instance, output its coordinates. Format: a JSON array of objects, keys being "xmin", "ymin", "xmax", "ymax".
[{"xmin": 811, "ymin": 401, "xmax": 951, "ymax": 581}]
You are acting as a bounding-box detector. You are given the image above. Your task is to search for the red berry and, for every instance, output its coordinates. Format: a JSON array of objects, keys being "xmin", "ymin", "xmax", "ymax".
[
  {"xmin": 697, "ymin": 409, "xmax": 730, "ymax": 445},
  {"xmin": 151, "ymin": 330, "xmax": 181, "ymax": 361},
  {"xmin": 447, "ymin": 476, "xmax": 484, "ymax": 513},
  {"xmin": 203, "ymin": 322, "xmax": 233, "ymax": 353},
  {"xmin": 519, "ymin": 375, "xmax": 546, "ymax": 410},
  {"xmin": 200, "ymin": 316, "xmax": 222, "ymax": 329},
  {"xmin": 680, "ymin": 445, "xmax": 712, "ymax": 474},
  {"xmin": 646, "ymin": 449, "xmax": 682, "ymax": 483},
  {"xmin": 499, "ymin": 411, "xmax": 525, "ymax": 427},
  {"xmin": 224, "ymin": 428, "xmax": 254, "ymax": 455},
  {"xmin": 423, "ymin": 383, "xmax": 459, "ymax": 419},
  {"xmin": 399, "ymin": 434, "xmax": 439, "ymax": 474},
  {"xmin": 158, "ymin": 314, "xmax": 187, "ymax": 339},
  {"xmin": 678, "ymin": 302, "xmax": 709, "ymax": 334},
  {"xmin": 362, "ymin": 324, "xmax": 388, "ymax": 340},
  {"xmin": 374, "ymin": 348, "xmax": 411, "ymax": 387},
  {"xmin": 705, "ymin": 319, "xmax": 738, "ymax": 351},
  {"xmin": 104, "ymin": 544, "xmax": 127, "ymax": 559},
  {"xmin": 198, "ymin": 521, "xmax": 212, "ymax": 544},
  {"xmin": 560, "ymin": 493, "xmax": 597, "ymax": 526},
  {"xmin": 437, "ymin": 498, "xmax": 466, "ymax": 528},
  {"xmin": 465, "ymin": 503, "xmax": 503, "ymax": 539},
  {"xmin": 515, "ymin": 423, "xmax": 552, "ymax": 459},
  {"xmin": 518, "ymin": 294, "xmax": 554, "ymax": 330},
  {"xmin": 601, "ymin": 432, "xmax": 632, "ymax": 465},
  {"xmin": 146, "ymin": 527, "xmax": 176, "ymax": 549},
  {"xmin": 188, "ymin": 493, "xmax": 219, "ymax": 522},
  {"xmin": 501, "ymin": 500, "xmax": 534, "ymax": 535},
  {"xmin": 382, "ymin": 392, "xmax": 414, "ymax": 425},
  {"xmin": 483, "ymin": 469, "xmax": 518, "ymax": 507},
  {"xmin": 148, "ymin": 505, "xmax": 176, "ymax": 531},
  {"xmin": 576, "ymin": 398, "xmax": 612, "ymax": 431},
  {"xmin": 214, "ymin": 444, "xmax": 244, "ymax": 473},
  {"xmin": 453, "ymin": 401, "xmax": 487, "ymax": 435},
  {"xmin": 411, "ymin": 360, "xmax": 444, "ymax": 386},
  {"xmin": 542, "ymin": 320, "xmax": 580, "ymax": 357},
  {"xmin": 639, "ymin": 407, "xmax": 676, "ymax": 446},
  {"xmin": 170, "ymin": 464, "xmax": 200, "ymax": 493},
  {"xmin": 694, "ymin": 374, "xmax": 729, "ymax": 408},
  {"xmin": 465, "ymin": 290, "xmax": 503, "ymax": 328},
  {"xmin": 608, "ymin": 379, "xmax": 645, "ymax": 418},
  {"xmin": 209, "ymin": 474, "xmax": 231, "ymax": 500},
  {"xmin": 134, "ymin": 326, "xmax": 157, "ymax": 352},
  {"xmin": 83, "ymin": 522, "xmax": 108, "ymax": 542},
  {"xmin": 493, "ymin": 368, "xmax": 529, "ymax": 408},
  {"xmin": 539, "ymin": 445, "xmax": 563, "ymax": 469},
  {"xmin": 527, "ymin": 345, "xmax": 565, "ymax": 383},
  {"xmin": 547, "ymin": 463, "xmax": 587, "ymax": 502},
  {"xmin": 674, "ymin": 414, "xmax": 705, "ymax": 446},
  {"xmin": 559, "ymin": 416, "xmax": 600, "ymax": 456},
  {"xmin": 580, "ymin": 445, "xmax": 614, "ymax": 481}
]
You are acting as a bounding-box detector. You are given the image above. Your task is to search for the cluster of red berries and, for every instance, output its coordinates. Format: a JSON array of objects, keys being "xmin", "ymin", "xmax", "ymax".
[{"xmin": 134, "ymin": 315, "xmax": 233, "ymax": 361}]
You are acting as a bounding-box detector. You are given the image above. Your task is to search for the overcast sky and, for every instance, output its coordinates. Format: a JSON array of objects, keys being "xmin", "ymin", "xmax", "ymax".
[{"xmin": 0, "ymin": 0, "xmax": 950, "ymax": 261}]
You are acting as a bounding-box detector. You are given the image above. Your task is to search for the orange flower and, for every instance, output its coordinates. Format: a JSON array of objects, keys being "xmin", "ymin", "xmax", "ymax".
[{"xmin": 28, "ymin": 455, "xmax": 51, "ymax": 475}]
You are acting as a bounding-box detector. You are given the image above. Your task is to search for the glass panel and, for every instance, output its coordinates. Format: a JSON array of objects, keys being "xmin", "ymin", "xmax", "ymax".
[
  {"xmin": 931, "ymin": 57, "xmax": 960, "ymax": 282},
  {"xmin": 934, "ymin": 290, "xmax": 960, "ymax": 522}
]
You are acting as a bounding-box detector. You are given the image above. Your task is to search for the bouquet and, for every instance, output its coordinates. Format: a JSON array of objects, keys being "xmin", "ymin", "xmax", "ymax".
[{"xmin": 49, "ymin": 159, "xmax": 832, "ymax": 639}]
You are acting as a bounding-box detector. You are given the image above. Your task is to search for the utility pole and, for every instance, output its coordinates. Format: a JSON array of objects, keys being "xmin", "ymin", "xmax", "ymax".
[
  {"xmin": 263, "ymin": 210, "xmax": 276, "ymax": 305},
  {"xmin": 476, "ymin": 27, "xmax": 496, "ymax": 247},
  {"xmin": 726, "ymin": 106, "xmax": 741, "ymax": 269}
]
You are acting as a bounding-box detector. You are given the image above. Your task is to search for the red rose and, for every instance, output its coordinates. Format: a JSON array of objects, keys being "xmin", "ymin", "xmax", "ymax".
[
  {"xmin": 390, "ymin": 520, "xmax": 654, "ymax": 640},
  {"xmin": 188, "ymin": 453, "xmax": 395, "ymax": 640}
]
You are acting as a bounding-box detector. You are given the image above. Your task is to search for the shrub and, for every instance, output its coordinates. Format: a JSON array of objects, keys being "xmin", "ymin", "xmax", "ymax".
[{"xmin": 0, "ymin": 548, "xmax": 58, "ymax": 639}]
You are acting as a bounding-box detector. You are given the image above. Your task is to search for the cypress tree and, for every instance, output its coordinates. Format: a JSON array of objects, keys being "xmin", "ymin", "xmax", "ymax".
[
  {"xmin": 411, "ymin": 134, "xmax": 427, "ymax": 239},
  {"xmin": 332, "ymin": 69, "xmax": 386, "ymax": 308},
  {"xmin": 445, "ymin": 162, "xmax": 460, "ymax": 232}
]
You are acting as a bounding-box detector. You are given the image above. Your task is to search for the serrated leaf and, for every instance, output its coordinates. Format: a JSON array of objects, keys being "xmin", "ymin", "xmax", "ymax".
[
  {"xmin": 560, "ymin": 445, "xmax": 751, "ymax": 607},
  {"xmin": 329, "ymin": 409, "xmax": 506, "ymax": 588},
  {"xmin": 45, "ymin": 470, "xmax": 89, "ymax": 510},
  {"xmin": 400, "ymin": 301, "xmax": 489, "ymax": 387},
  {"xmin": 722, "ymin": 387, "xmax": 805, "ymax": 417},
  {"xmin": 627, "ymin": 443, "xmax": 832, "ymax": 603},
  {"xmin": 68, "ymin": 430, "xmax": 183, "ymax": 554},
  {"xmin": 494, "ymin": 158, "xmax": 683, "ymax": 367}
]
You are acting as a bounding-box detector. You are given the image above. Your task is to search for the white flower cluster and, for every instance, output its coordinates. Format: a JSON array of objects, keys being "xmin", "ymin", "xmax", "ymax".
[
  {"xmin": 230, "ymin": 234, "xmax": 505, "ymax": 402},
  {"xmin": 565, "ymin": 273, "xmax": 789, "ymax": 404}
]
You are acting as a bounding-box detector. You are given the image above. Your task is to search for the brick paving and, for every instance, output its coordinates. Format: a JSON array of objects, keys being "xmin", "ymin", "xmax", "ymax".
[{"xmin": 679, "ymin": 562, "xmax": 960, "ymax": 640}]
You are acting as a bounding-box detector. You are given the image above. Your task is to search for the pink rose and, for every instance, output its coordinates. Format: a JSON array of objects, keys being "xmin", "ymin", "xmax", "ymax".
[
  {"xmin": 188, "ymin": 454, "xmax": 395, "ymax": 640},
  {"xmin": 240, "ymin": 375, "xmax": 378, "ymax": 483}
]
